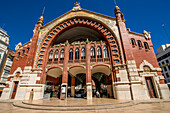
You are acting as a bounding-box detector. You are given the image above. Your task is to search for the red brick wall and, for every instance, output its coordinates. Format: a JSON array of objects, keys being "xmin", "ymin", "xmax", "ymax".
[
  {"xmin": 127, "ymin": 33, "xmax": 160, "ymax": 68},
  {"xmin": 9, "ymin": 44, "xmax": 30, "ymax": 74}
]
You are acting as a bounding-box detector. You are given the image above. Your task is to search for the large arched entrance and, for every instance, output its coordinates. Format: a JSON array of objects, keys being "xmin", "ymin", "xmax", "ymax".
[
  {"xmin": 36, "ymin": 17, "xmax": 122, "ymax": 72},
  {"xmin": 91, "ymin": 64, "xmax": 112, "ymax": 98},
  {"xmin": 44, "ymin": 67, "xmax": 62, "ymax": 99},
  {"xmin": 92, "ymin": 73, "xmax": 107, "ymax": 98},
  {"xmin": 38, "ymin": 17, "xmax": 121, "ymax": 100},
  {"xmin": 74, "ymin": 73, "xmax": 86, "ymax": 98},
  {"xmin": 45, "ymin": 67, "xmax": 73, "ymax": 99}
]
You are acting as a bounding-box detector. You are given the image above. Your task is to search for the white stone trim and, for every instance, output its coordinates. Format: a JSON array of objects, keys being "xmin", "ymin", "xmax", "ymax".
[
  {"xmin": 9, "ymin": 79, "xmax": 21, "ymax": 99},
  {"xmin": 19, "ymin": 84, "xmax": 44, "ymax": 87},
  {"xmin": 13, "ymin": 67, "xmax": 23, "ymax": 75},
  {"xmin": 140, "ymin": 73, "xmax": 161, "ymax": 99},
  {"xmin": 139, "ymin": 60, "xmax": 161, "ymax": 72},
  {"xmin": 86, "ymin": 82, "xmax": 92, "ymax": 86}
]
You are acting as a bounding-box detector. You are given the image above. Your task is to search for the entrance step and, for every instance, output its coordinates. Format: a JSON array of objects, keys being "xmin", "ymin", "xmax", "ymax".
[{"xmin": 13, "ymin": 99, "xmax": 136, "ymax": 111}]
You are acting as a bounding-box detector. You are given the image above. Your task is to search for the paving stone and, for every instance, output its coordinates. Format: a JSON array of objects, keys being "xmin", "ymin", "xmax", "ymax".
[{"xmin": 0, "ymin": 98, "xmax": 170, "ymax": 113}]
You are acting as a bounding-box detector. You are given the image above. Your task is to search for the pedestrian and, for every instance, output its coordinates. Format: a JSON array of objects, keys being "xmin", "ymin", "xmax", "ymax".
[
  {"xmin": 100, "ymin": 90, "xmax": 103, "ymax": 98},
  {"xmin": 96, "ymin": 91, "xmax": 100, "ymax": 98},
  {"xmin": 29, "ymin": 89, "xmax": 34, "ymax": 102}
]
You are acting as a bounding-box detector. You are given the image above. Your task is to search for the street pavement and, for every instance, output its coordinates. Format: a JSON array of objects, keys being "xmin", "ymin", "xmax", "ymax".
[{"xmin": 0, "ymin": 98, "xmax": 170, "ymax": 113}]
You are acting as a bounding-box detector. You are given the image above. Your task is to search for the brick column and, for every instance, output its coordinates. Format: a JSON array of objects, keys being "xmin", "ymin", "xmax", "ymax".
[
  {"xmin": 73, "ymin": 44, "xmax": 75, "ymax": 63},
  {"xmin": 101, "ymin": 44, "xmax": 104, "ymax": 62},
  {"xmin": 114, "ymin": 5, "xmax": 134, "ymax": 61},
  {"xmin": 60, "ymin": 43, "xmax": 69, "ymax": 99},
  {"xmin": 94, "ymin": 43, "xmax": 97, "ymax": 62},
  {"xmin": 26, "ymin": 25, "xmax": 40, "ymax": 67},
  {"xmin": 71, "ymin": 76, "xmax": 75, "ymax": 97},
  {"xmin": 52, "ymin": 49, "xmax": 55, "ymax": 64},
  {"xmin": 85, "ymin": 42, "xmax": 92, "ymax": 100},
  {"xmin": 79, "ymin": 47, "xmax": 81, "ymax": 63}
]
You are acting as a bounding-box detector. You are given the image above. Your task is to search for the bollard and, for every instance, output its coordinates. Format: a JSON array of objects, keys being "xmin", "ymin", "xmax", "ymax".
[{"xmin": 29, "ymin": 89, "xmax": 34, "ymax": 102}]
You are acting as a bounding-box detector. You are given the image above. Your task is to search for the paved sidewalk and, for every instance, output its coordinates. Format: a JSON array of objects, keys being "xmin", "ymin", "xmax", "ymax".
[
  {"xmin": 0, "ymin": 99, "xmax": 16, "ymax": 103},
  {"xmin": 0, "ymin": 98, "xmax": 170, "ymax": 113}
]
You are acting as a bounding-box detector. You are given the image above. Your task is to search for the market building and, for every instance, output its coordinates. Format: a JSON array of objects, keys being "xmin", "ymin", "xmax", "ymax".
[{"xmin": 1, "ymin": 2, "xmax": 169, "ymax": 100}]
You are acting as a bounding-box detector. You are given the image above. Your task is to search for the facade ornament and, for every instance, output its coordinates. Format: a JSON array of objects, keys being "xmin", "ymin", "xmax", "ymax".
[
  {"xmin": 72, "ymin": 1, "xmax": 82, "ymax": 11},
  {"xmin": 114, "ymin": 5, "xmax": 121, "ymax": 14},
  {"xmin": 85, "ymin": 38, "xmax": 90, "ymax": 44},
  {"xmin": 38, "ymin": 15, "xmax": 44, "ymax": 26},
  {"xmin": 121, "ymin": 13, "xmax": 126, "ymax": 22},
  {"xmin": 143, "ymin": 30, "xmax": 151, "ymax": 40},
  {"xmin": 15, "ymin": 42, "xmax": 22, "ymax": 50},
  {"xmin": 127, "ymin": 28, "xmax": 131, "ymax": 32},
  {"xmin": 139, "ymin": 60, "xmax": 153, "ymax": 71},
  {"xmin": 65, "ymin": 40, "xmax": 70, "ymax": 46},
  {"xmin": 15, "ymin": 72, "xmax": 21, "ymax": 78}
]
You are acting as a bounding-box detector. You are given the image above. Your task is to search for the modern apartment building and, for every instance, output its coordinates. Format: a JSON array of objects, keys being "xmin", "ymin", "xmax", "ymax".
[
  {"xmin": 0, "ymin": 28, "xmax": 10, "ymax": 96},
  {"xmin": 156, "ymin": 44, "xmax": 170, "ymax": 87}
]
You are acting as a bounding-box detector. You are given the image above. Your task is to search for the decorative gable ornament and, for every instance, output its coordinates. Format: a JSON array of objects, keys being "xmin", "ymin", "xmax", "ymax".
[
  {"xmin": 143, "ymin": 30, "xmax": 151, "ymax": 40},
  {"xmin": 72, "ymin": 1, "xmax": 82, "ymax": 11},
  {"xmin": 15, "ymin": 42, "xmax": 22, "ymax": 51}
]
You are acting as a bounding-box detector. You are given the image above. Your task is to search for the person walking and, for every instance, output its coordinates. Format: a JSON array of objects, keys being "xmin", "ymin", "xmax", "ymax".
[{"xmin": 96, "ymin": 91, "xmax": 100, "ymax": 98}]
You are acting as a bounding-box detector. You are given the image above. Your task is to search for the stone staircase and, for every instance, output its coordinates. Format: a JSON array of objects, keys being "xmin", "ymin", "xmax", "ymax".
[
  {"xmin": 13, "ymin": 100, "xmax": 136, "ymax": 111},
  {"xmin": 12, "ymin": 98, "xmax": 170, "ymax": 111}
]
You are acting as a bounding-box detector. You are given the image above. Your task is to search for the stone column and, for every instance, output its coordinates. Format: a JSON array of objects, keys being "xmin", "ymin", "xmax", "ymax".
[
  {"xmin": 111, "ymin": 71, "xmax": 117, "ymax": 99},
  {"xmin": 71, "ymin": 77, "xmax": 75, "ymax": 97},
  {"xmin": 60, "ymin": 41, "xmax": 69, "ymax": 99},
  {"xmin": 85, "ymin": 41, "xmax": 92, "ymax": 100}
]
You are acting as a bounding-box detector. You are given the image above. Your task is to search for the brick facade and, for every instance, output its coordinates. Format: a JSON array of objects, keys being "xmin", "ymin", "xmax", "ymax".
[{"xmin": 1, "ymin": 3, "xmax": 169, "ymax": 100}]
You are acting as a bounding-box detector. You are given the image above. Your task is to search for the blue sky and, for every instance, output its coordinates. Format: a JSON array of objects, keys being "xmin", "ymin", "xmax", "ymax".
[{"xmin": 0, "ymin": 0, "xmax": 169, "ymax": 53}]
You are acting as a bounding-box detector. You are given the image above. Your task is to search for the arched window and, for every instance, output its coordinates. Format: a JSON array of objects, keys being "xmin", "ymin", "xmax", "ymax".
[
  {"xmin": 137, "ymin": 40, "xmax": 143, "ymax": 48},
  {"xmin": 22, "ymin": 50, "xmax": 25, "ymax": 54},
  {"xmin": 54, "ymin": 49, "xmax": 59, "ymax": 61},
  {"xmin": 22, "ymin": 50, "xmax": 25, "ymax": 56},
  {"xmin": 130, "ymin": 38, "xmax": 136, "ymax": 47},
  {"xmin": 75, "ymin": 48, "xmax": 79, "ymax": 59},
  {"xmin": 144, "ymin": 42, "xmax": 149, "ymax": 50},
  {"xmin": 27, "ymin": 47, "xmax": 30, "ymax": 53},
  {"xmin": 69, "ymin": 48, "xmax": 73, "ymax": 60},
  {"xmin": 97, "ymin": 46, "xmax": 102, "ymax": 58},
  {"xmin": 60, "ymin": 49, "xmax": 64, "ymax": 60},
  {"xmin": 143, "ymin": 66, "xmax": 151, "ymax": 72},
  {"xmin": 17, "ymin": 52, "xmax": 21, "ymax": 56},
  {"xmin": 103, "ymin": 46, "xmax": 109, "ymax": 58},
  {"xmin": 91, "ymin": 46, "xmax": 95, "ymax": 58},
  {"xmin": 15, "ymin": 72, "xmax": 21, "ymax": 78},
  {"xmin": 81, "ymin": 47, "xmax": 85, "ymax": 59},
  {"xmin": 49, "ymin": 50, "xmax": 53, "ymax": 61}
]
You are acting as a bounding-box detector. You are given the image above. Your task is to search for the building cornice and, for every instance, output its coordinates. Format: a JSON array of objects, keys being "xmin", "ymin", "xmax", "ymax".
[
  {"xmin": 22, "ymin": 41, "xmax": 31, "ymax": 47},
  {"xmin": 42, "ymin": 9, "xmax": 116, "ymax": 29},
  {"xmin": 127, "ymin": 29, "xmax": 144, "ymax": 37},
  {"xmin": 0, "ymin": 39, "xmax": 9, "ymax": 46}
]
